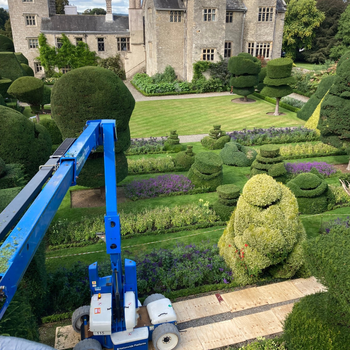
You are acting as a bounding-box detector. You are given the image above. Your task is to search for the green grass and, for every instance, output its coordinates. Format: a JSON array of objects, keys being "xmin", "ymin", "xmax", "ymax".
[
  {"xmin": 295, "ymin": 62, "xmax": 331, "ymax": 71},
  {"xmin": 129, "ymin": 95, "xmax": 304, "ymax": 138}
]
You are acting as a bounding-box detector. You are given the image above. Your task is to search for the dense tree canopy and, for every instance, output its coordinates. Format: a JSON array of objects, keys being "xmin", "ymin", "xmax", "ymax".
[
  {"xmin": 83, "ymin": 8, "xmax": 107, "ymax": 15},
  {"xmin": 55, "ymin": 0, "xmax": 69, "ymax": 14},
  {"xmin": 330, "ymin": 4, "xmax": 350, "ymax": 60},
  {"xmin": 0, "ymin": 9, "xmax": 11, "ymax": 39},
  {"xmin": 283, "ymin": 0, "xmax": 325, "ymax": 59},
  {"xmin": 302, "ymin": 0, "xmax": 347, "ymax": 63},
  {"xmin": 38, "ymin": 33, "xmax": 98, "ymax": 77}
]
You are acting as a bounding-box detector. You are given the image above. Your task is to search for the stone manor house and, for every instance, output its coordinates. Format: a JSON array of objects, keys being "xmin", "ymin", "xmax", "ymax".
[{"xmin": 8, "ymin": 0, "xmax": 286, "ymax": 81}]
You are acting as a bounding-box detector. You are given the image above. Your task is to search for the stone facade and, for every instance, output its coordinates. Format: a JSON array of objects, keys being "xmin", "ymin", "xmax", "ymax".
[{"xmin": 9, "ymin": 0, "xmax": 286, "ymax": 81}]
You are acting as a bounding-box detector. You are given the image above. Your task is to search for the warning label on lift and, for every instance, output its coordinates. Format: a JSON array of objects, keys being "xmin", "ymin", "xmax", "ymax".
[{"xmin": 117, "ymin": 343, "xmax": 147, "ymax": 350}]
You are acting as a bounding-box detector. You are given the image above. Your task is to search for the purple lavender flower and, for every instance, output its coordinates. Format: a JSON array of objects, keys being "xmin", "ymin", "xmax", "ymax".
[{"xmin": 285, "ymin": 161, "xmax": 336, "ymax": 177}]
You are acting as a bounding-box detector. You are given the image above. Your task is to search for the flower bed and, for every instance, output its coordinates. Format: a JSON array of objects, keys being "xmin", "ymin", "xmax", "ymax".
[
  {"xmin": 127, "ymin": 156, "xmax": 178, "ymax": 174},
  {"xmin": 229, "ymin": 127, "xmax": 318, "ymax": 146},
  {"xmin": 285, "ymin": 161, "xmax": 337, "ymax": 177},
  {"xmin": 321, "ymin": 216, "xmax": 350, "ymax": 234},
  {"xmin": 124, "ymin": 174, "xmax": 194, "ymax": 200},
  {"xmin": 126, "ymin": 137, "xmax": 168, "ymax": 155},
  {"xmin": 280, "ymin": 142, "xmax": 345, "ymax": 159}
]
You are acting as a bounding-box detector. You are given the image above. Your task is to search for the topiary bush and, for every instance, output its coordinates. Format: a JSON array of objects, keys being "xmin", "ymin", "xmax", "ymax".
[
  {"xmin": 201, "ymin": 125, "xmax": 230, "ymax": 150},
  {"xmin": 0, "ymin": 93, "xmax": 5, "ymax": 106},
  {"xmin": 0, "ymin": 34, "xmax": 14, "ymax": 52},
  {"xmin": 0, "ymin": 157, "xmax": 6, "ymax": 177},
  {"xmin": 0, "ymin": 52, "xmax": 25, "ymax": 81},
  {"xmin": 229, "ymin": 53, "xmax": 261, "ymax": 101},
  {"xmin": 0, "ymin": 105, "xmax": 52, "ymax": 177},
  {"xmin": 218, "ymin": 174, "xmax": 307, "ymax": 285},
  {"xmin": 0, "ymin": 76, "xmax": 11, "ymax": 97},
  {"xmin": 286, "ymin": 171, "xmax": 335, "ymax": 214},
  {"xmin": 15, "ymin": 52, "xmax": 29, "ymax": 65},
  {"xmin": 250, "ymin": 144, "xmax": 287, "ymax": 182},
  {"xmin": 175, "ymin": 145, "xmax": 195, "ymax": 170},
  {"xmin": 164, "ymin": 130, "xmax": 186, "ymax": 152},
  {"xmin": 0, "ymin": 164, "xmax": 25, "ymax": 189},
  {"xmin": 213, "ymin": 184, "xmax": 240, "ymax": 221},
  {"xmin": 284, "ymin": 225, "xmax": 350, "ymax": 349},
  {"xmin": 187, "ymin": 152, "xmax": 223, "ymax": 191},
  {"xmin": 0, "ymin": 187, "xmax": 22, "ymax": 212},
  {"xmin": 220, "ymin": 142, "xmax": 257, "ymax": 167},
  {"xmin": 51, "ymin": 66, "xmax": 135, "ymax": 184},
  {"xmin": 257, "ymin": 67, "xmax": 267, "ymax": 92},
  {"xmin": 39, "ymin": 119, "xmax": 62, "ymax": 145},
  {"xmin": 20, "ymin": 63, "xmax": 34, "ymax": 77},
  {"xmin": 41, "ymin": 85, "xmax": 51, "ymax": 110}
]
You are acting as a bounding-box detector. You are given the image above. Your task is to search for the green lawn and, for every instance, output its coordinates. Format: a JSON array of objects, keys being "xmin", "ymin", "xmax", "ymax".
[
  {"xmin": 295, "ymin": 62, "xmax": 334, "ymax": 72},
  {"xmin": 129, "ymin": 95, "xmax": 304, "ymax": 138}
]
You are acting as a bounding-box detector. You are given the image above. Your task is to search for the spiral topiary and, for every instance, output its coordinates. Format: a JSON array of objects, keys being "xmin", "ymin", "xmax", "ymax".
[
  {"xmin": 174, "ymin": 145, "xmax": 195, "ymax": 170},
  {"xmin": 164, "ymin": 130, "xmax": 186, "ymax": 152},
  {"xmin": 201, "ymin": 125, "xmax": 230, "ymax": 150},
  {"xmin": 250, "ymin": 144, "xmax": 287, "ymax": 182},
  {"xmin": 187, "ymin": 152, "xmax": 223, "ymax": 191},
  {"xmin": 220, "ymin": 142, "xmax": 257, "ymax": 167},
  {"xmin": 213, "ymin": 184, "xmax": 240, "ymax": 221},
  {"xmin": 218, "ymin": 174, "xmax": 306, "ymax": 285},
  {"xmin": 286, "ymin": 170, "xmax": 334, "ymax": 214}
]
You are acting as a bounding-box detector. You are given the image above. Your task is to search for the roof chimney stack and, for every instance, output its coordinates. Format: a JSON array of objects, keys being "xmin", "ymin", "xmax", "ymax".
[{"xmin": 105, "ymin": 0, "xmax": 113, "ymax": 22}]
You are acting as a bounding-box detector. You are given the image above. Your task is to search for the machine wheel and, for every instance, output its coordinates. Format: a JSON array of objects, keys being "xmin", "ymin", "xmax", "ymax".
[
  {"xmin": 73, "ymin": 339, "xmax": 102, "ymax": 350},
  {"xmin": 143, "ymin": 293, "xmax": 165, "ymax": 307},
  {"xmin": 152, "ymin": 323, "xmax": 180, "ymax": 350},
  {"xmin": 72, "ymin": 305, "xmax": 90, "ymax": 333}
]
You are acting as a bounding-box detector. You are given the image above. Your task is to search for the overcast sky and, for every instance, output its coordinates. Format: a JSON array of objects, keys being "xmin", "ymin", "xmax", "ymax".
[{"xmin": 0, "ymin": 0, "xmax": 130, "ymax": 14}]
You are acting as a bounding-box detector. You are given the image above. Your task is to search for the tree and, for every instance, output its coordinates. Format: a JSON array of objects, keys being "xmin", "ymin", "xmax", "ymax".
[
  {"xmin": 302, "ymin": 0, "xmax": 346, "ymax": 63},
  {"xmin": 261, "ymin": 58, "xmax": 295, "ymax": 115},
  {"xmin": 0, "ymin": 8, "xmax": 9, "ymax": 31},
  {"xmin": 228, "ymin": 53, "xmax": 261, "ymax": 102},
  {"xmin": 283, "ymin": 0, "xmax": 325, "ymax": 59},
  {"xmin": 55, "ymin": 0, "xmax": 69, "ymax": 14},
  {"xmin": 7, "ymin": 76, "xmax": 44, "ymax": 122},
  {"xmin": 38, "ymin": 33, "xmax": 98, "ymax": 76},
  {"xmin": 317, "ymin": 53, "xmax": 350, "ymax": 169},
  {"xmin": 330, "ymin": 4, "xmax": 350, "ymax": 60},
  {"xmin": 83, "ymin": 8, "xmax": 107, "ymax": 15}
]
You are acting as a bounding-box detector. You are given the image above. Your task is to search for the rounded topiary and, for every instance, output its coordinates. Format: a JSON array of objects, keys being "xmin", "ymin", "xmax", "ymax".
[
  {"xmin": 213, "ymin": 184, "xmax": 240, "ymax": 221},
  {"xmin": 0, "ymin": 157, "xmax": 6, "ymax": 177},
  {"xmin": 266, "ymin": 57, "xmax": 293, "ymax": 79},
  {"xmin": 201, "ymin": 125, "xmax": 230, "ymax": 150},
  {"xmin": 220, "ymin": 142, "xmax": 257, "ymax": 167},
  {"xmin": 21, "ymin": 63, "xmax": 34, "ymax": 77},
  {"xmin": 175, "ymin": 145, "xmax": 195, "ymax": 170},
  {"xmin": 7, "ymin": 76, "xmax": 44, "ymax": 107},
  {"xmin": 218, "ymin": 174, "xmax": 306, "ymax": 285},
  {"xmin": 250, "ymin": 145, "xmax": 287, "ymax": 182},
  {"xmin": 0, "ymin": 105, "xmax": 52, "ymax": 177},
  {"xmin": 15, "ymin": 53, "xmax": 29, "ymax": 65},
  {"xmin": 39, "ymin": 119, "xmax": 63, "ymax": 145},
  {"xmin": 0, "ymin": 34, "xmax": 14, "ymax": 52},
  {"xmin": 0, "ymin": 52, "xmax": 25, "ymax": 81},
  {"xmin": 257, "ymin": 67, "xmax": 267, "ymax": 92},
  {"xmin": 187, "ymin": 152, "xmax": 223, "ymax": 191},
  {"xmin": 51, "ymin": 66, "xmax": 135, "ymax": 184},
  {"xmin": 164, "ymin": 130, "xmax": 186, "ymax": 152},
  {"xmin": 286, "ymin": 172, "xmax": 334, "ymax": 214},
  {"xmin": 0, "ymin": 77, "xmax": 12, "ymax": 97}
]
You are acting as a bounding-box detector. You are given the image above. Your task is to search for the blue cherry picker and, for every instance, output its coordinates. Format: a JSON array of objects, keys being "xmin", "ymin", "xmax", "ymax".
[{"xmin": 0, "ymin": 120, "xmax": 180, "ymax": 350}]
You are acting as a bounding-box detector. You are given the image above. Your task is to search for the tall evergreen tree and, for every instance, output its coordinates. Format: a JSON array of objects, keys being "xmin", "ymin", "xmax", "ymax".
[
  {"xmin": 303, "ymin": 0, "xmax": 346, "ymax": 63},
  {"xmin": 330, "ymin": 4, "xmax": 350, "ymax": 60}
]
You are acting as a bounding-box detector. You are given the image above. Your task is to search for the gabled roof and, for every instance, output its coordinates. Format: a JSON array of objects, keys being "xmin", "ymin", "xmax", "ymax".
[
  {"xmin": 276, "ymin": 0, "xmax": 287, "ymax": 12},
  {"xmin": 153, "ymin": 0, "xmax": 186, "ymax": 11},
  {"xmin": 226, "ymin": 0, "xmax": 247, "ymax": 11},
  {"xmin": 41, "ymin": 14, "xmax": 129, "ymax": 34}
]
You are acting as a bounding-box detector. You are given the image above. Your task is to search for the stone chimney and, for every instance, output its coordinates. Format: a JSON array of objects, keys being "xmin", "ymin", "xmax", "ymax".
[{"xmin": 106, "ymin": 0, "xmax": 113, "ymax": 22}]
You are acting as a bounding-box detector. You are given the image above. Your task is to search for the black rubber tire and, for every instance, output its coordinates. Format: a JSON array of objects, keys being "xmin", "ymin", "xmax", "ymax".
[
  {"xmin": 152, "ymin": 323, "xmax": 180, "ymax": 350},
  {"xmin": 143, "ymin": 293, "xmax": 165, "ymax": 307},
  {"xmin": 73, "ymin": 339, "xmax": 102, "ymax": 350},
  {"xmin": 72, "ymin": 305, "xmax": 90, "ymax": 333}
]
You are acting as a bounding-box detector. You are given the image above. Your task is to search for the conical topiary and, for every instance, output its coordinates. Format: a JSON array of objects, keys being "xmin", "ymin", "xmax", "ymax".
[
  {"xmin": 213, "ymin": 184, "xmax": 240, "ymax": 221},
  {"xmin": 164, "ymin": 130, "xmax": 186, "ymax": 152},
  {"xmin": 218, "ymin": 174, "xmax": 306, "ymax": 285},
  {"xmin": 201, "ymin": 125, "xmax": 230, "ymax": 150},
  {"xmin": 220, "ymin": 142, "xmax": 257, "ymax": 167},
  {"xmin": 250, "ymin": 144, "xmax": 287, "ymax": 182},
  {"xmin": 286, "ymin": 170, "xmax": 335, "ymax": 214},
  {"xmin": 175, "ymin": 145, "xmax": 195, "ymax": 170},
  {"xmin": 187, "ymin": 152, "xmax": 223, "ymax": 191}
]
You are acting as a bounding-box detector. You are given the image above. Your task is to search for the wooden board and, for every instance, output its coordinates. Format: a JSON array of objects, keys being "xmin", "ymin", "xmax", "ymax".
[
  {"xmin": 292, "ymin": 277, "xmax": 327, "ymax": 296},
  {"xmin": 55, "ymin": 325, "xmax": 80, "ymax": 350},
  {"xmin": 195, "ymin": 319, "xmax": 246, "ymax": 350},
  {"xmin": 257, "ymin": 281, "xmax": 304, "ymax": 304},
  {"xmin": 271, "ymin": 303, "xmax": 294, "ymax": 323},
  {"xmin": 221, "ymin": 287, "xmax": 269, "ymax": 312},
  {"xmin": 173, "ymin": 295, "xmax": 230, "ymax": 323},
  {"xmin": 172, "ymin": 301, "xmax": 192, "ymax": 323}
]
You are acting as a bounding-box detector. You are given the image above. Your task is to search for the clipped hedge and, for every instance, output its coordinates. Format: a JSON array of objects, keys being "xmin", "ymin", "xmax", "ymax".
[
  {"xmin": 201, "ymin": 125, "xmax": 230, "ymax": 150},
  {"xmin": 253, "ymin": 92, "xmax": 301, "ymax": 113},
  {"xmin": 0, "ymin": 157, "xmax": 5, "ymax": 177},
  {"xmin": 213, "ymin": 184, "xmax": 240, "ymax": 221},
  {"xmin": 0, "ymin": 164, "xmax": 25, "ymax": 189},
  {"xmin": 0, "ymin": 52, "xmax": 25, "ymax": 81},
  {"xmin": 164, "ymin": 130, "xmax": 186, "ymax": 152},
  {"xmin": 187, "ymin": 152, "xmax": 223, "ymax": 191},
  {"xmin": 0, "ymin": 34, "xmax": 14, "ymax": 52},
  {"xmin": 39, "ymin": 119, "xmax": 63, "ymax": 145},
  {"xmin": 15, "ymin": 52, "xmax": 29, "ymax": 65},
  {"xmin": 175, "ymin": 145, "xmax": 195, "ymax": 170},
  {"xmin": 218, "ymin": 174, "xmax": 306, "ymax": 285},
  {"xmin": 266, "ymin": 58, "xmax": 293, "ymax": 79},
  {"xmin": 21, "ymin": 63, "xmax": 34, "ymax": 77},
  {"xmin": 220, "ymin": 142, "xmax": 257, "ymax": 167},
  {"xmin": 7, "ymin": 76, "xmax": 44, "ymax": 106},
  {"xmin": 0, "ymin": 77, "xmax": 11, "ymax": 97}
]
